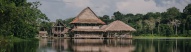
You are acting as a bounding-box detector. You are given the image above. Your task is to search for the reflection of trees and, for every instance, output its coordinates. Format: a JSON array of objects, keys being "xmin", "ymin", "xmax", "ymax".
[
  {"xmin": 35, "ymin": 39, "xmax": 191, "ymax": 52},
  {"xmin": 0, "ymin": 41, "xmax": 39, "ymax": 52},
  {"xmin": 133, "ymin": 39, "xmax": 191, "ymax": 52},
  {"xmin": 38, "ymin": 38, "xmax": 72, "ymax": 52}
]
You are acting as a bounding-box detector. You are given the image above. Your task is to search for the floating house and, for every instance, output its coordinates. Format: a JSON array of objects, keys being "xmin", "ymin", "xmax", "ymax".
[
  {"xmin": 52, "ymin": 21, "xmax": 69, "ymax": 37},
  {"xmin": 70, "ymin": 7, "xmax": 136, "ymax": 38}
]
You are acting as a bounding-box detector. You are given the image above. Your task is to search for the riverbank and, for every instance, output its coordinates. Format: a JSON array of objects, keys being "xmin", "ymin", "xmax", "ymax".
[
  {"xmin": 133, "ymin": 36, "xmax": 191, "ymax": 39},
  {"xmin": 0, "ymin": 36, "xmax": 39, "ymax": 52},
  {"xmin": 0, "ymin": 36, "xmax": 38, "ymax": 43},
  {"xmin": 2, "ymin": 35, "xmax": 191, "ymax": 42}
]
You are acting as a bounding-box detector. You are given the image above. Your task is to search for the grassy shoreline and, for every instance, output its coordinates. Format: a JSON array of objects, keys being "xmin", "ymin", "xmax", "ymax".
[
  {"xmin": 1, "ymin": 35, "xmax": 191, "ymax": 43},
  {"xmin": 133, "ymin": 36, "xmax": 191, "ymax": 39},
  {"xmin": 0, "ymin": 36, "xmax": 38, "ymax": 43}
]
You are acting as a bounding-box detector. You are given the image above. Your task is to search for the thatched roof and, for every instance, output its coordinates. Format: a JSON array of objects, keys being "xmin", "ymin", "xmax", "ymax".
[
  {"xmin": 70, "ymin": 7, "xmax": 105, "ymax": 24},
  {"xmin": 100, "ymin": 25, "xmax": 108, "ymax": 29},
  {"xmin": 105, "ymin": 20, "xmax": 136, "ymax": 31},
  {"xmin": 53, "ymin": 21, "xmax": 66, "ymax": 27}
]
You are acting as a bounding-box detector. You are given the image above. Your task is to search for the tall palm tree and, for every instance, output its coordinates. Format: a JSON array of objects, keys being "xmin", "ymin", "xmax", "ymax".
[{"xmin": 170, "ymin": 19, "xmax": 181, "ymax": 35}]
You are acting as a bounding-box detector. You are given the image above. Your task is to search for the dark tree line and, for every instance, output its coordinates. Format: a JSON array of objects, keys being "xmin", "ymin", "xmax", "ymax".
[
  {"xmin": 61, "ymin": 4, "xmax": 191, "ymax": 37},
  {"xmin": 98, "ymin": 4, "xmax": 191, "ymax": 36},
  {"xmin": 0, "ymin": 0, "xmax": 49, "ymax": 39}
]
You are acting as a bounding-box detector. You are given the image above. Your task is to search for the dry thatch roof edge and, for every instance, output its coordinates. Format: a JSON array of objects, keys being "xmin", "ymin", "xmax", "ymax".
[{"xmin": 70, "ymin": 7, "xmax": 105, "ymax": 24}]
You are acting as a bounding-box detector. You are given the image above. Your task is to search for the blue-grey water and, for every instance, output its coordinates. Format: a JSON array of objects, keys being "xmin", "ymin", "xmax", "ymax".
[{"xmin": 1, "ymin": 38, "xmax": 191, "ymax": 52}]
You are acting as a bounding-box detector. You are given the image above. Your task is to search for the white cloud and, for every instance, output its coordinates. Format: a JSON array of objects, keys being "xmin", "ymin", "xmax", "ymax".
[
  {"xmin": 92, "ymin": 4, "xmax": 110, "ymax": 16},
  {"xmin": 116, "ymin": 0, "xmax": 163, "ymax": 14},
  {"xmin": 62, "ymin": 0, "xmax": 92, "ymax": 8},
  {"xmin": 27, "ymin": 0, "xmax": 191, "ymax": 21},
  {"xmin": 62, "ymin": 0, "xmax": 111, "ymax": 17}
]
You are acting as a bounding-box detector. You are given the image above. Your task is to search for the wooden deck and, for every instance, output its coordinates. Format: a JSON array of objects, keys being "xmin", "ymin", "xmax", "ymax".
[
  {"xmin": 48, "ymin": 36, "xmax": 132, "ymax": 39},
  {"xmin": 48, "ymin": 34, "xmax": 132, "ymax": 39}
]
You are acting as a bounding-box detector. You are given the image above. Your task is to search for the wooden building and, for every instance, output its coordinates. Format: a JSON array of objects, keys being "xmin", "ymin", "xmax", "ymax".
[
  {"xmin": 38, "ymin": 27, "xmax": 48, "ymax": 38},
  {"xmin": 70, "ymin": 7, "xmax": 106, "ymax": 38},
  {"xmin": 39, "ymin": 31, "xmax": 48, "ymax": 38},
  {"xmin": 103, "ymin": 20, "xmax": 136, "ymax": 38},
  {"xmin": 70, "ymin": 7, "xmax": 136, "ymax": 38},
  {"xmin": 52, "ymin": 21, "xmax": 69, "ymax": 37}
]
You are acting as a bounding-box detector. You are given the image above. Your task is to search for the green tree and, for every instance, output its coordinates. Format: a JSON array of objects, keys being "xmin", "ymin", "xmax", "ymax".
[
  {"xmin": 144, "ymin": 18, "xmax": 156, "ymax": 35},
  {"xmin": 183, "ymin": 4, "xmax": 191, "ymax": 15},
  {"xmin": 170, "ymin": 19, "xmax": 181, "ymax": 35},
  {"xmin": 183, "ymin": 4, "xmax": 191, "ymax": 30},
  {"xmin": 101, "ymin": 15, "xmax": 110, "ymax": 24},
  {"xmin": 0, "ymin": 0, "xmax": 49, "ymax": 39},
  {"xmin": 113, "ymin": 11, "xmax": 124, "ymax": 20},
  {"xmin": 63, "ymin": 17, "xmax": 74, "ymax": 27},
  {"xmin": 165, "ymin": 7, "xmax": 181, "ymax": 36},
  {"xmin": 166, "ymin": 7, "xmax": 181, "ymax": 20}
]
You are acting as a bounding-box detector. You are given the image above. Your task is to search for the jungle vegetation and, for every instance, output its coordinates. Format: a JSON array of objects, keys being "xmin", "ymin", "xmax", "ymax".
[
  {"xmin": 1, "ymin": 0, "xmax": 191, "ymax": 40},
  {"xmin": 62, "ymin": 4, "xmax": 191, "ymax": 37},
  {"xmin": 0, "ymin": 0, "xmax": 49, "ymax": 39}
]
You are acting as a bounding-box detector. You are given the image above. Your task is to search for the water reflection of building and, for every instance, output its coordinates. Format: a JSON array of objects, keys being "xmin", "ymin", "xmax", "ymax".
[
  {"xmin": 72, "ymin": 39, "xmax": 106, "ymax": 52},
  {"xmin": 38, "ymin": 38, "xmax": 48, "ymax": 48},
  {"xmin": 38, "ymin": 39, "xmax": 191, "ymax": 52},
  {"xmin": 38, "ymin": 39, "xmax": 135, "ymax": 52},
  {"xmin": 38, "ymin": 38, "xmax": 70, "ymax": 52},
  {"xmin": 72, "ymin": 39, "xmax": 135, "ymax": 52},
  {"xmin": 51, "ymin": 39, "xmax": 69, "ymax": 51}
]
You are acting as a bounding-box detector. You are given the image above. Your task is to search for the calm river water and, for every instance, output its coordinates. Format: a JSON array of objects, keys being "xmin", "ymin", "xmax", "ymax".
[{"xmin": 1, "ymin": 38, "xmax": 191, "ymax": 52}]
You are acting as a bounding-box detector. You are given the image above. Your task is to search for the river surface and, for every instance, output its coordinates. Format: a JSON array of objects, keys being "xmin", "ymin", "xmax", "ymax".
[{"xmin": 1, "ymin": 38, "xmax": 191, "ymax": 52}]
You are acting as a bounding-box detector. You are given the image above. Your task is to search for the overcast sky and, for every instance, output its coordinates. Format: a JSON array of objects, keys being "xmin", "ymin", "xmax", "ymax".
[{"xmin": 27, "ymin": 0, "xmax": 191, "ymax": 22}]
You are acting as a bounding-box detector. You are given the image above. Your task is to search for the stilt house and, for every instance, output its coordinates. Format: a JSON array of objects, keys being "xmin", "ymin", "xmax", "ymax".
[
  {"xmin": 70, "ymin": 7, "xmax": 106, "ymax": 38},
  {"xmin": 103, "ymin": 20, "xmax": 136, "ymax": 38},
  {"xmin": 70, "ymin": 7, "xmax": 136, "ymax": 38},
  {"xmin": 52, "ymin": 21, "xmax": 69, "ymax": 37},
  {"xmin": 39, "ymin": 27, "xmax": 48, "ymax": 38}
]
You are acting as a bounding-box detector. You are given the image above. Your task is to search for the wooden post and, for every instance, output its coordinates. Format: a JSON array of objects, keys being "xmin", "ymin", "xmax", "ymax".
[
  {"xmin": 110, "ymin": 33, "xmax": 111, "ymax": 38},
  {"xmin": 52, "ymin": 28, "xmax": 54, "ymax": 37},
  {"xmin": 60, "ymin": 25, "xmax": 61, "ymax": 38},
  {"xmin": 106, "ymin": 32, "xmax": 108, "ymax": 38},
  {"xmin": 101, "ymin": 33, "xmax": 103, "ymax": 39},
  {"xmin": 57, "ymin": 27, "xmax": 58, "ymax": 38},
  {"xmin": 108, "ymin": 33, "xmax": 110, "ymax": 38}
]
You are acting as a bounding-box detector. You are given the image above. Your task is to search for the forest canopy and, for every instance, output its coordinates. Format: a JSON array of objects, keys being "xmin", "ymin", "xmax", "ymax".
[
  {"xmin": 98, "ymin": 4, "xmax": 191, "ymax": 36},
  {"xmin": 63, "ymin": 4, "xmax": 191, "ymax": 37},
  {"xmin": 1, "ymin": 0, "xmax": 191, "ymax": 39},
  {"xmin": 0, "ymin": 0, "xmax": 49, "ymax": 39}
]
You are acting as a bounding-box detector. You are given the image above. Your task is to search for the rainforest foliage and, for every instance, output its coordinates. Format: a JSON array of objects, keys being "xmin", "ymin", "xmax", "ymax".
[
  {"xmin": 0, "ymin": 0, "xmax": 49, "ymax": 39},
  {"xmin": 1, "ymin": 0, "xmax": 191, "ymax": 39},
  {"xmin": 100, "ymin": 4, "xmax": 191, "ymax": 37},
  {"xmin": 62, "ymin": 4, "xmax": 191, "ymax": 37}
]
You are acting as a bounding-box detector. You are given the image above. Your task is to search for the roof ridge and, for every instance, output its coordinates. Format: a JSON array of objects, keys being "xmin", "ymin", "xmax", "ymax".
[
  {"xmin": 104, "ymin": 20, "xmax": 136, "ymax": 31},
  {"xmin": 54, "ymin": 21, "xmax": 66, "ymax": 27},
  {"xmin": 70, "ymin": 7, "xmax": 105, "ymax": 24},
  {"xmin": 105, "ymin": 20, "xmax": 115, "ymax": 30}
]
